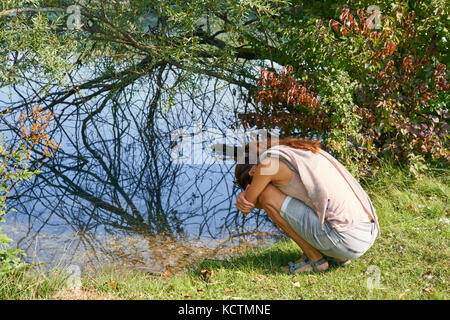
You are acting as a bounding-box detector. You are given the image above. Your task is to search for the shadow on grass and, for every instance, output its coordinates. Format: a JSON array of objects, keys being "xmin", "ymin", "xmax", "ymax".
[{"xmin": 191, "ymin": 240, "xmax": 344, "ymax": 276}]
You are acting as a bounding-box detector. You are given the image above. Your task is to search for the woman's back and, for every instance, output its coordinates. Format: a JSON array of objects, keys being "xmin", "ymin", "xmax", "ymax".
[{"xmin": 263, "ymin": 146, "xmax": 374, "ymax": 232}]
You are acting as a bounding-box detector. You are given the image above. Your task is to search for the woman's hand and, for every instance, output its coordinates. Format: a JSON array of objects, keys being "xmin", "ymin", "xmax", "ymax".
[{"xmin": 235, "ymin": 185, "xmax": 255, "ymax": 214}]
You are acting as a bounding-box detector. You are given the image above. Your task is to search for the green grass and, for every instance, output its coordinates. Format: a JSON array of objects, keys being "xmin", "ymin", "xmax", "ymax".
[{"xmin": 1, "ymin": 162, "xmax": 448, "ymax": 300}]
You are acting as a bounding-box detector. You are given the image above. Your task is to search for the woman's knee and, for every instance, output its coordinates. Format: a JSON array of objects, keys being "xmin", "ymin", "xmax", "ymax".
[
  {"xmin": 258, "ymin": 186, "xmax": 271, "ymax": 206},
  {"xmin": 258, "ymin": 184, "xmax": 286, "ymax": 212}
]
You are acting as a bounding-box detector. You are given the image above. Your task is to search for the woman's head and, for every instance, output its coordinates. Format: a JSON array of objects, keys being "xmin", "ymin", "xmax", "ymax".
[
  {"xmin": 234, "ymin": 163, "xmax": 256, "ymax": 190},
  {"xmin": 233, "ymin": 137, "xmax": 321, "ymax": 189}
]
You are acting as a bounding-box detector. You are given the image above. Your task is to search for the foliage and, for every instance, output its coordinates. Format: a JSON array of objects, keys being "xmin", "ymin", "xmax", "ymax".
[
  {"xmin": 0, "ymin": 1, "xmax": 447, "ymax": 172},
  {"xmin": 329, "ymin": 3, "xmax": 449, "ymax": 163},
  {"xmin": 239, "ymin": 65, "xmax": 325, "ymax": 134},
  {"xmin": 239, "ymin": 1, "xmax": 449, "ymax": 173},
  {"xmin": 0, "ymin": 106, "xmax": 59, "ymax": 274},
  {"xmin": 0, "ymin": 229, "xmax": 28, "ymax": 274}
]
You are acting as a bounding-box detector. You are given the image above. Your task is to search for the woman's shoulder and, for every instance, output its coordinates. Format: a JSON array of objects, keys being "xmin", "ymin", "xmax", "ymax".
[
  {"xmin": 258, "ymin": 156, "xmax": 274, "ymax": 167},
  {"xmin": 257, "ymin": 156, "xmax": 292, "ymax": 182}
]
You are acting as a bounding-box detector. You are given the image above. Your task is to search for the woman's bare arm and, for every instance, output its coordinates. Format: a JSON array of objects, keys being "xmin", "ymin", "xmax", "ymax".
[
  {"xmin": 244, "ymin": 158, "xmax": 275, "ymax": 204},
  {"xmin": 236, "ymin": 158, "xmax": 292, "ymax": 213}
]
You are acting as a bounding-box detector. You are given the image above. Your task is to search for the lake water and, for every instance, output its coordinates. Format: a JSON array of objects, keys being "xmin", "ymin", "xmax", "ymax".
[{"xmin": 0, "ymin": 70, "xmax": 282, "ymax": 273}]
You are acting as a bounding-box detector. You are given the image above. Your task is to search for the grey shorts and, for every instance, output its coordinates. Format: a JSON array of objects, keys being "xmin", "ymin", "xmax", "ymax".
[{"xmin": 280, "ymin": 196, "xmax": 378, "ymax": 260}]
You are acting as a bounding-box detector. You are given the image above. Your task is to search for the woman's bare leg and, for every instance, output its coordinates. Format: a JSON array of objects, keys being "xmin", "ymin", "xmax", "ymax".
[{"xmin": 257, "ymin": 184, "xmax": 328, "ymax": 272}]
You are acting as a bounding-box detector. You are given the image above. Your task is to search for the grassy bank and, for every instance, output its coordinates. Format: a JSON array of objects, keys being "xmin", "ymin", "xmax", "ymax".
[{"xmin": 1, "ymin": 163, "xmax": 448, "ymax": 300}]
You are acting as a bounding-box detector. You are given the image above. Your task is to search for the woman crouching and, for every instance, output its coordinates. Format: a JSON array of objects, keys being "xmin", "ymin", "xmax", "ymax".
[{"xmin": 234, "ymin": 137, "xmax": 380, "ymax": 273}]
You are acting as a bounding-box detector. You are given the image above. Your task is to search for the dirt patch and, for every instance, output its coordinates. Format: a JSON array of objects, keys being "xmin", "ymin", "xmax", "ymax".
[{"xmin": 51, "ymin": 288, "xmax": 116, "ymax": 300}]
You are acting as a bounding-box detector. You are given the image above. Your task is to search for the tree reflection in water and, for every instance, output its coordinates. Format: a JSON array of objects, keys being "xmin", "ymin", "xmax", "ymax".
[{"xmin": 1, "ymin": 65, "xmax": 280, "ymax": 271}]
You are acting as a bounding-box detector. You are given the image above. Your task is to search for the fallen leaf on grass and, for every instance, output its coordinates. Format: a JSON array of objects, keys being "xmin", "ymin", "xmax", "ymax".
[
  {"xmin": 199, "ymin": 268, "xmax": 214, "ymax": 281},
  {"xmin": 106, "ymin": 281, "xmax": 119, "ymax": 290},
  {"xmin": 163, "ymin": 270, "xmax": 171, "ymax": 276},
  {"xmin": 422, "ymin": 287, "xmax": 433, "ymax": 294},
  {"xmin": 224, "ymin": 288, "xmax": 233, "ymax": 293}
]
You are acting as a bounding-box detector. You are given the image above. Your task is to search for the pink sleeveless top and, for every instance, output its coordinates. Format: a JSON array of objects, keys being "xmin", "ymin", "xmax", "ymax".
[
  {"xmin": 261, "ymin": 145, "xmax": 379, "ymax": 233},
  {"xmin": 273, "ymin": 166, "xmax": 371, "ymax": 232}
]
